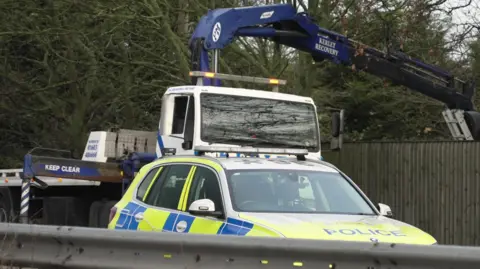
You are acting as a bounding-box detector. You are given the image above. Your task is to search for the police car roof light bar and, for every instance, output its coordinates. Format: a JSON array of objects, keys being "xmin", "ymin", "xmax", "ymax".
[
  {"xmin": 194, "ymin": 145, "xmax": 308, "ymax": 156},
  {"xmin": 189, "ymin": 71, "xmax": 287, "ymax": 86}
]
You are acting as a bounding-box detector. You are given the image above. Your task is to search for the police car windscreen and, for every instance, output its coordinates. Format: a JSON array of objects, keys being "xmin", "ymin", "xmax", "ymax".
[
  {"xmin": 200, "ymin": 93, "xmax": 319, "ymax": 151},
  {"xmin": 226, "ymin": 169, "xmax": 376, "ymax": 215}
]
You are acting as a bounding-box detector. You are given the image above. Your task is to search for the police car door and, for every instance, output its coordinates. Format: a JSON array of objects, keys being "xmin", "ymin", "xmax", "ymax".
[
  {"xmin": 181, "ymin": 165, "xmax": 226, "ymax": 234},
  {"xmin": 136, "ymin": 163, "xmax": 195, "ymax": 232}
]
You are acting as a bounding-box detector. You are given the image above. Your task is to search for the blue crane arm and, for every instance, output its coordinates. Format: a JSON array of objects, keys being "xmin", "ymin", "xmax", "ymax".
[{"xmin": 188, "ymin": 4, "xmax": 475, "ymax": 111}]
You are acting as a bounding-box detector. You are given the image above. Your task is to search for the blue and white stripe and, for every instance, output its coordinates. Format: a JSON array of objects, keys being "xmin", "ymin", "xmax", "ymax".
[{"xmin": 20, "ymin": 179, "xmax": 30, "ymax": 222}]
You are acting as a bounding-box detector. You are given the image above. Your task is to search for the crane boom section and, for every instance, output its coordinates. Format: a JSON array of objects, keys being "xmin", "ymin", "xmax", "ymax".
[{"xmin": 189, "ymin": 4, "xmax": 475, "ymax": 110}]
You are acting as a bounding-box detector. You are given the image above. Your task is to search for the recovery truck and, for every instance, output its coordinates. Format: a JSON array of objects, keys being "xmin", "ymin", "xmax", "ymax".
[{"xmin": 0, "ymin": 3, "xmax": 478, "ymax": 227}]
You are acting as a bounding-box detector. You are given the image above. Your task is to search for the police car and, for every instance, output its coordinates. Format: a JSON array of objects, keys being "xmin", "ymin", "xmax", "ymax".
[{"xmin": 107, "ymin": 146, "xmax": 437, "ymax": 245}]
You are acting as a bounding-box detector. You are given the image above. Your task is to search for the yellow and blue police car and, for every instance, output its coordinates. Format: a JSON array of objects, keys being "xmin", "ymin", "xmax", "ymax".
[{"xmin": 107, "ymin": 147, "xmax": 437, "ymax": 245}]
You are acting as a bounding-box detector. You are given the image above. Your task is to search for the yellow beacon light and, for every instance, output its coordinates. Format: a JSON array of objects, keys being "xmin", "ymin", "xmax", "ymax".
[
  {"xmin": 269, "ymin": 78, "xmax": 279, "ymax": 84},
  {"xmin": 189, "ymin": 71, "xmax": 215, "ymax": 78},
  {"xmin": 188, "ymin": 71, "xmax": 286, "ymax": 89}
]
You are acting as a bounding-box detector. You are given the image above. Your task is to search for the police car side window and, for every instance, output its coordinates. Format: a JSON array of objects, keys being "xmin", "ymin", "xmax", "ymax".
[
  {"xmin": 144, "ymin": 164, "xmax": 192, "ymax": 210},
  {"xmin": 187, "ymin": 166, "xmax": 224, "ymax": 214},
  {"xmin": 136, "ymin": 166, "xmax": 161, "ymax": 201}
]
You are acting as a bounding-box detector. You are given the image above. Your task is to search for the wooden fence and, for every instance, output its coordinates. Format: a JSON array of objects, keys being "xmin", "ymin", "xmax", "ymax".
[{"xmin": 322, "ymin": 141, "xmax": 480, "ymax": 246}]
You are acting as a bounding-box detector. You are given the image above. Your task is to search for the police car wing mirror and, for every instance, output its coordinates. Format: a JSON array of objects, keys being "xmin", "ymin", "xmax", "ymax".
[
  {"xmin": 378, "ymin": 203, "xmax": 393, "ymax": 217},
  {"xmin": 188, "ymin": 199, "xmax": 222, "ymax": 217}
]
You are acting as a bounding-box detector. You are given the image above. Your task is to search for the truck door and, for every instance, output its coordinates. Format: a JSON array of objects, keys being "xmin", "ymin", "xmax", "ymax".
[{"xmin": 158, "ymin": 94, "xmax": 195, "ymax": 156}]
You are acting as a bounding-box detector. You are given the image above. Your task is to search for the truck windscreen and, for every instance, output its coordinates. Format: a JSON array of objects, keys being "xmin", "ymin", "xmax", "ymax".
[{"xmin": 200, "ymin": 93, "xmax": 320, "ymax": 152}]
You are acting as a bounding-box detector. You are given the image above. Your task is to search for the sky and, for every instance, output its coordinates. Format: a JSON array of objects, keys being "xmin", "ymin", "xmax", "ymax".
[
  {"xmin": 444, "ymin": 0, "xmax": 479, "ymax": 24},
  {"xmin": 440, "ymin": 0, "xmax": 480, "ymax": 59}
]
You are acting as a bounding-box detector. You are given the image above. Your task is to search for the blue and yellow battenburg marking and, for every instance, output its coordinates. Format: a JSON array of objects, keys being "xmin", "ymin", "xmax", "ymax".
[
  {"xmin": 115, "ymin": 202, "xmax": 148, "ymax": 230},
  {"xmin": 115, "ymin": 202, "xmax": 254, "ymax": 235},
  {"xmin": 217, "ymin": 217, "xmax": 254, "ymax": 235},
  {"xmin": 114, "ymin": 202, "xmax": 406, "ymax": 237}
]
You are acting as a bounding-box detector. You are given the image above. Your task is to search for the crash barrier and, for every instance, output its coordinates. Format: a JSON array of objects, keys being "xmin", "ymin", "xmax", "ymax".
[{"xmin": 1, "ymin": 223, "xmax": 480, "ymax": 269}]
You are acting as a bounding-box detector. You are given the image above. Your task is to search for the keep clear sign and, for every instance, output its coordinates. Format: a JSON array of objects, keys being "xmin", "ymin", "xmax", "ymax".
[{"xmin": 315, "ymin": 36, "xmax": 339, "ymax": 56}]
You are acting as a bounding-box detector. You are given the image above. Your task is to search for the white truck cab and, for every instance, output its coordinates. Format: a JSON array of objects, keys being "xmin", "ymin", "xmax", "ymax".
[{"xmin": 82, "ymin": 72, "xmax": 344, "ymax": 163}]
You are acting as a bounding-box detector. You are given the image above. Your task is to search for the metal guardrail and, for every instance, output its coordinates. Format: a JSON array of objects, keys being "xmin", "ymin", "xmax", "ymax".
[{"xmin": 1, "ymin": 223, "xmax": 480, "ymax": 269}]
